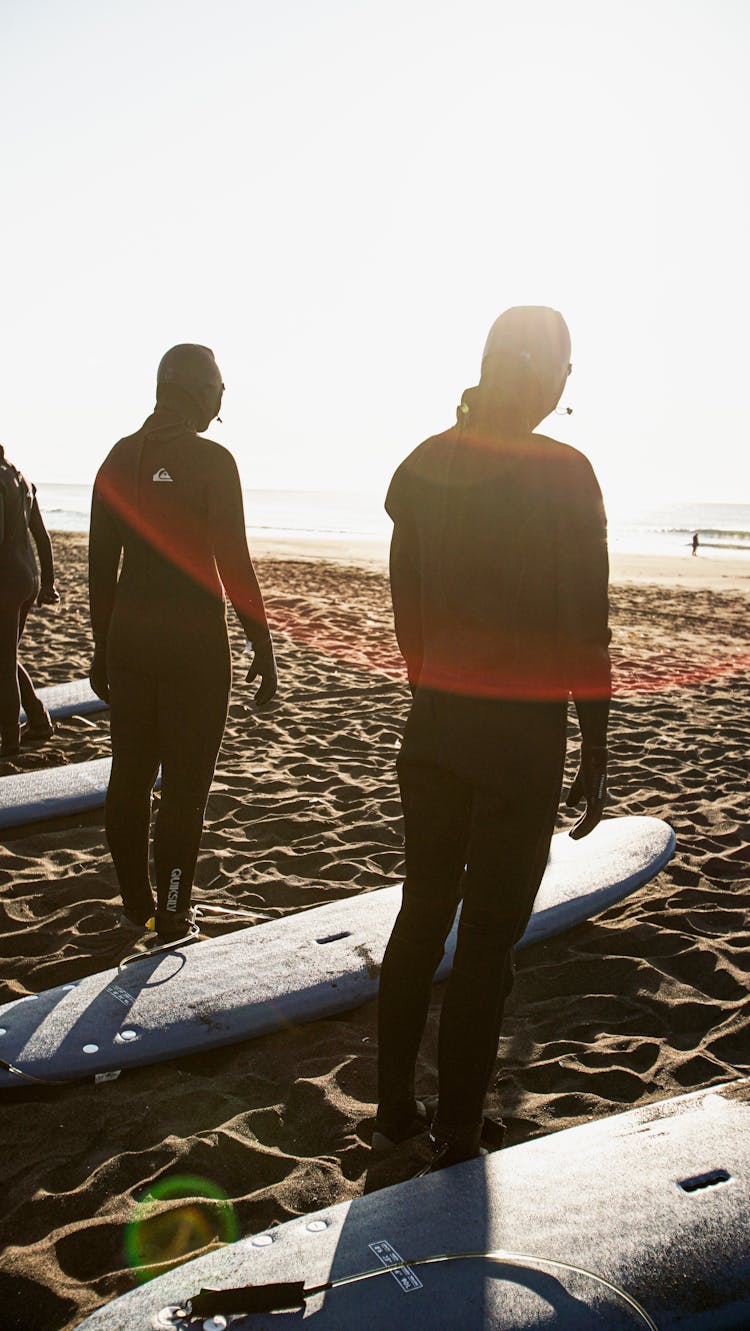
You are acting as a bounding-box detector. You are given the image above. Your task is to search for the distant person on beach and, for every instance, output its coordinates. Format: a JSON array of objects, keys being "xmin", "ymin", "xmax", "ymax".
[
  {"xmin": 0, "ymin": 445, "xmax": 60, "ymax": 758},
  {"xmin": 375, "ymin": 307, "xmax": 611, "ymax": 1170},
  {"xmin": 88, "ymin": 344, "xmax": 277, "ymax": 948},
  {"xmin": 692, "ymin": 532, "xmax": 699, "ymax": 556}
]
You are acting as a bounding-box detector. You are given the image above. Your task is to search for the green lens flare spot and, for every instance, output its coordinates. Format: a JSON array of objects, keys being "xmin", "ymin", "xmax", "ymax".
[{"xmin": 124, "ymin": 1174, "xmax": 239, "ymax": 1284}]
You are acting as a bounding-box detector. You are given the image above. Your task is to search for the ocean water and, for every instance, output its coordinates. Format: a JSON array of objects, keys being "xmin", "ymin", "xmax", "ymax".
[
  {"xmin": 35, "ymin": 483, "xmax": 750, "ymax": 560},
  {"xmin": 606, "ymin": 501, "xmax": 750, "ymax": 558},
  {"xmin": 34, "ymin": 484, "xmax": 391, "ymax": 545}
]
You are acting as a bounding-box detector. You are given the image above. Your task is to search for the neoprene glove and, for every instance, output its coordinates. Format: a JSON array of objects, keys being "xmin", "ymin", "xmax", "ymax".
[
  {"xmin": 245, "ymin": 636, "xmax": 278, "ymax": 706},
  {"xmin": 37, "ymin": 584, "xmax": 60, "ymax": 606},
  {"xmin": 89, "ymin": 645, "xmax": 109, "ymax": 704},
  {"xmin": 566, "ymin": 744, "xmax": 608, "ymax": 840}
]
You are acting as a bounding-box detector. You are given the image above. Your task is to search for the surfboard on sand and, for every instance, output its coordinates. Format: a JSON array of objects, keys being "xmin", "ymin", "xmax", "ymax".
[
  {"xmin": 0, "ymin": 816, "xmax": 675, "ymax": 1090},
  {"xmin": 2, "ymin": 680, "xmax": 109, "ymax": 831},
  {"xmin": 75, "ymin": 1078, "xmax": 750, "ymax": 1330},
  {"xmin": 0, "ymin": 757, "xmax": 112, "ymax": 831},
  {"xmin": 21, "ymin": 678, "xmax": 106, "ymax": 722}
]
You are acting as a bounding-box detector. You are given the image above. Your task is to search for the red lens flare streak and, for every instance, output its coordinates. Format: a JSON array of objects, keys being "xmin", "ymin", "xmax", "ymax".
[
  {"xmin": 95, "ymin": 473, "xmax": 748, "ymax": 699},
  {"xmin": 95, "ymin": 468, "xmax": 266, "ymax": 628}
]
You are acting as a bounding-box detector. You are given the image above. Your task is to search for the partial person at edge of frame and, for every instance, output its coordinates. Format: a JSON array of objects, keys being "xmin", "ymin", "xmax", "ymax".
[
  {"xmin": 0, "ymin": 443, "xmax": 60, "ymax": 758},
  {"xmin": 375, "ymin": 305, "xmax": 611, "ymax": 1172},
  {"xmin": 88, "ymin": 343, "xmax": 277, "ymax": 948}
]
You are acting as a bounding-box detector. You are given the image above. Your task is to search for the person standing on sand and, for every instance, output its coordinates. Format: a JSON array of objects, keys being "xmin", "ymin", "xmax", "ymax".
[
  {"xmin": 375, "ymin": 306, "xmax": 611, "ymax": 1170},
  {"xmin": 0, "ymin": 445, "xmax": 60, "ymax": 758},
  {"xmin": 692, "ymin": 532, "xmax": 699, "ymax": 556},
  {"xmin": 88, "ymin": 344, "xmax": 277, "ymax": 947}
]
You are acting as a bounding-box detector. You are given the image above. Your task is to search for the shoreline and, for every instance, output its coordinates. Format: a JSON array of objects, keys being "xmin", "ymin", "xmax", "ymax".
[
  {"xmin": 249, "ymin": 536, "xmax": 750, "ymax": 592},
  {"xmin": 53, "ymin": 528, "xmax": 750, "ymax": 590},
  {"xmin": 242, "ymin": 529, "xmax": 750, "ymax": 593}
]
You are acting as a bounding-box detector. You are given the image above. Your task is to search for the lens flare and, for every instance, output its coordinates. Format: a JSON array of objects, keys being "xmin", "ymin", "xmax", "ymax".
[
  {"xmin": 95, "ymin": 462, "xmax": 749, "ymax": 700},
  {"xmin": 124, "ymin": 1174, "xmax": 239, "ymax": 1284}
]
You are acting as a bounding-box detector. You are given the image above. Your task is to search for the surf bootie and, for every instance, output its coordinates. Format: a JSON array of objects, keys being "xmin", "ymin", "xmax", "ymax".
[
  {"xmin": 119, "ymin": 909, "xmax": 200, "ymax": 967},
  {"xmin": 420, "ymin": 1115, "xmax": 507, "ymax": 1174},
  {"xmin": 21, "ymin": 706, "xmax": 55, "ymax": 743},
  {"xmin": 372, "ymin": 1099, "xmax": 431, "ymax": 1155},
  {"xmin": 118, "ymin": 912, "xmax": 157, "ymax": 940},
  {"xmin": 425, "ymin": 1121, "xmax": 483, "ymax": 1172},
  {"xmin": 154, "ymin": 906, "xmax": 199, "ymax": 944}
]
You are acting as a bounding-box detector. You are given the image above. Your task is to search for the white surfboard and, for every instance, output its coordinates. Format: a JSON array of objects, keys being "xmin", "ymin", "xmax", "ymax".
[
  {"xmin": 0, "ymin": 757, "xmax": 112, "ymax": 831},
  {"xmin": 74, "ymin": 1078, "xmax": 750, "ymax": 1330},
  {"xmin": 0, "ymin": 817, "xmax": 675, "ymax": 1089},
  {"xmin": 21, "ymin": 677, "xmax": 106, "ymax": 722}
]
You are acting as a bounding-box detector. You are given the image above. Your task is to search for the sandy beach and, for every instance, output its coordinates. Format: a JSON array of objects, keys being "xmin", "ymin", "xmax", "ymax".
[{"xmin": 0, "ymin": 532, "xmax": 748, "ymax": 1330}]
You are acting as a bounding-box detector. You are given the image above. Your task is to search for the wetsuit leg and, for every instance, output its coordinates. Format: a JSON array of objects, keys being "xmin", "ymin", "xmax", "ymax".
[
  {"xmin": 16, "ymin": 593, "xmax": 46, "ymax": 723},
  {"xmin": 152, "ymin": 646, "xmax": 230, "ymax": 937},
  {"xmin": 106, "ymin": 667, "xmax": 160, "ymax": 924},
  {"xmin": 0, "ymin": 600, "xmax": 22, "ymax": 747},
  {"xmin": 0, "ymin": 554, "xmax": 37, "ymax": 743},
  {"xmin": 18, "ymin": 663, "xmax": 38, "ymax": 716},
  {"xmin": 376, "ymin": 760, "xmax": 471, "ymax": 1127},
  {"xmin": 434, "ymin": 716, "xmax": 565, "ymax": 1134},
  {"xmin": 377, "ymin": 699, "xmax": 566, "ymax": 1138}
]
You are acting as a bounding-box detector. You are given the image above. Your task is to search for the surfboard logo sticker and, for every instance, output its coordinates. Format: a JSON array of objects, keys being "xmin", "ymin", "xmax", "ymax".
[
  {"xmin": 152, "ymin": 468, "xmax": 174, "ymax": 483},
  {"xmin": 369, "ymin": 1239, "xmax": 423, "ymax": 1292}
]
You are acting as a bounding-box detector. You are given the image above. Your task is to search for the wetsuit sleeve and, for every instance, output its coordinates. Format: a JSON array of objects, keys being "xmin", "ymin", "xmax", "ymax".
[
  {"xmin": 89, "ymin": 476, "xmax": 123, "ymax": 648},
  {"xmin": 28, "ymin": 495, "xmax": 55, "ymax": 589},
  {"xmin": 209, "ymin": 450, "xmax": 271, "ymax": 645},
  {"xmin": 386, "ymin": 463, "xmax": 423, "ymax": 687},
  {"xmin": 558, "ymin": 454, "xmax": 611, "ymax": 747}
]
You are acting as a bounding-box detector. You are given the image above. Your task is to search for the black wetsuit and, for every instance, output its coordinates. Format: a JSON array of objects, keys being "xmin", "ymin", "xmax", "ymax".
[
  {"xmin": 0, "ymin": 458, "xmax": 54, "ymax": 745},
  {"xmin": 377, "ymin": 422, "xmax": 611, "ymax": 1137},
  {"xmin": 89, "ymin": 409, "xmax": 271, "ymax": 936}
]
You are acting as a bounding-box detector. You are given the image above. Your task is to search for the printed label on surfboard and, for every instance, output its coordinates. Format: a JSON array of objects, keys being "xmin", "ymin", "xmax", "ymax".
[
  {"xmin": 369, "ymin": 1239, "xmax": 423, "ymax": 1292},
  {"xmin": 105, "ymin": 984, "xmax": 135, "ymax": 1008}
]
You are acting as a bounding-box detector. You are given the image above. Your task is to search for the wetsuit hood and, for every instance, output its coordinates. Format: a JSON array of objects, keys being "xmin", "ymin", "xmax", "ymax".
[
  {"xmin": 462, "ymin": 307, "xmax": 571, "ymax": 431},
  {"xmin": 156, "ymin": 344, "xmax": 224, "ymax": 433}
]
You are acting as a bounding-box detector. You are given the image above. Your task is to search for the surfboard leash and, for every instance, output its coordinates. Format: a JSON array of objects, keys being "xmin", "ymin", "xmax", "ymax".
[
  {"xmin": 193, "ymin": 903, "xmax": 263, "ymax": 923},
  {"xmin": 176, "ymin": 1247, "xmax": 659, "ymax": 1328},
  {"xmin": 117, "ymin": 905, "xmax": 262, "ymax": 968},
  {"xmin": 118, "ymin": 920, "xmax": 203, "ymax": 968},
  {"xmin": 0, "ymin": 1055, "xmax": 75, "ymax": 1087}
]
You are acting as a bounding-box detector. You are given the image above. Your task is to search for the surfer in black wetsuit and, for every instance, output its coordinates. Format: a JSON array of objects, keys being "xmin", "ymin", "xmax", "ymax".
[
  {"xmin": 0, "ymin": 446, "xmax": 60, "ymax": 758},
  {"xmin": 89, "ymin": 344, "xmax": 277, "ymax": 944},
  {"xmin": 375, "ymin": 307, "xmax": 611, "ymax": 1169}
]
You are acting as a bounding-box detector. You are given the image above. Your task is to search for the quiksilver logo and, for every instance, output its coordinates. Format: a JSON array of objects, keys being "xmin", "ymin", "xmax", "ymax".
[
  {"xmin": 153, "ymin": 468, "xmax": 173, "ymax": 483},
  {"xmin": 167, "ymin": 868, "xmax": 182, "ymax": 911}
]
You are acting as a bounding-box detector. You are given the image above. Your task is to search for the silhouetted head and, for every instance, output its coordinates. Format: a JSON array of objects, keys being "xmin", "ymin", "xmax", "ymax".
[
  {"xmin": 156, "ymin": 344, "xmax": 224, "ymax": 432},
  {"xmin": 474, "ymin": 306, "xmax": 571, "ymax": 430}
]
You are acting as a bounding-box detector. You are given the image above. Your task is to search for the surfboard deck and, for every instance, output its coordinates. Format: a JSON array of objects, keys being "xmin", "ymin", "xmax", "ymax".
[
  {"xmin": 21, "ymin": 677, "xmax": 106, "ymax": 722},
  {"xmin": 0, "ymin": 816, "xmax": 675, "ymax": 1089},
  {"xmin": 0, "ymin": 757, "xmax": 112, "ymax": 831},
  {"xmin": 75, "ymin": 1078, "xmax": 750, "ymax": 1329}
]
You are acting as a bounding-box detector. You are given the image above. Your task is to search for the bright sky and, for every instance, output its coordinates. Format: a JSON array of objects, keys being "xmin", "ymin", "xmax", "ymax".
[{"xmin": 1, "ymin": 0, "xmax": 748, "ymax": 513}]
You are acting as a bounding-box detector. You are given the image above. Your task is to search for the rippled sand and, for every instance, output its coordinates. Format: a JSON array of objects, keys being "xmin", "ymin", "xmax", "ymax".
[{"xmin": 0, "ymin": 533, "xmax": 748, "ymax": 1330}]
